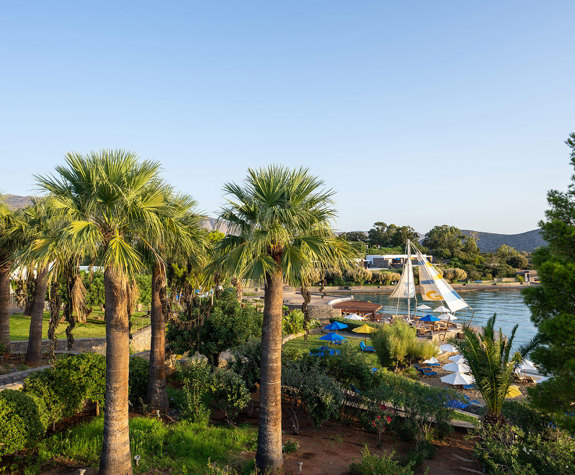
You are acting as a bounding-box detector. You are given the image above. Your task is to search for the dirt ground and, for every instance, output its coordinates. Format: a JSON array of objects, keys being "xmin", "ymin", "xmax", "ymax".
[{"xmin": 279, "ymin": 419, "xmax": 481, "ymax": 475}]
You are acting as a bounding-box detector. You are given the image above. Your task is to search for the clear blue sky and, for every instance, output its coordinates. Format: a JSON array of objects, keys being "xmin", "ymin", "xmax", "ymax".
[{"xmin": 1, "ymin": 1, "xmax": 574, "ymax": 234}]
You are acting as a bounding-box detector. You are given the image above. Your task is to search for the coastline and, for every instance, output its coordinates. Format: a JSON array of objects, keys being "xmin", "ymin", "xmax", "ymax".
[{"xmin": 301, "ymin": 283, "xmax": 536, "ymax": 295}]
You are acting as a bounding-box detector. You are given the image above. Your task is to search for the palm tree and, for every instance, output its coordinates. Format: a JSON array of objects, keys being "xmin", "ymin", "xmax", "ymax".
[
  {"xmin": 450, "ymin": 315, "xmax": 537, "ymax": 424},
  {"xmin": 145, "ymin": 191, "xmax": 206, "ymax": 413},
  {"xmin": 216, "ymin": 165, "xmax": 358, "ymax": 470},
  {"xmin": 37, "ymin": 150, "xmax": 167, "ymax": 474},
  {"xmin": 0, "ymin": 200, "xmax": 21, "ymax": 347}
]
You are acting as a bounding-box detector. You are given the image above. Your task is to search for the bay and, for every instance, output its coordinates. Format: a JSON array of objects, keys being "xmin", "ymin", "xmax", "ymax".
[{"xmin": 353, "ymin": 290, "xmax": 536, "ymax": 349}]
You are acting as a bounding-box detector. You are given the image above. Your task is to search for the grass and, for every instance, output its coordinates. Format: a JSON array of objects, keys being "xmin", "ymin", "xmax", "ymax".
[
  {"xmin": 9, "ymin": 311, "xmax": 150, "ymax": 341},
  {"xmin": 24, "ymin": 416, "xmax": 257, "ymax": 474},
  {"xmin": 283, "ymin": 334, "xmax": 380, "ymax": 367}
]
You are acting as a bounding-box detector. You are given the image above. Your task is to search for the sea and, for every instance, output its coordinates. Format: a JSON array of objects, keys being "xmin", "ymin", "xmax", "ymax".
[{"xmin": 353, "ymin": 290, "xmax": 536, "ymax": 349}]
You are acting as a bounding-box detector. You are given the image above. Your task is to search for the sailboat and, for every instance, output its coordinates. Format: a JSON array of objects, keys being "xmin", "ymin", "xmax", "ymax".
[{"xmin": 390, "ymin": 240, "xmax": 472, "ymax": 331}]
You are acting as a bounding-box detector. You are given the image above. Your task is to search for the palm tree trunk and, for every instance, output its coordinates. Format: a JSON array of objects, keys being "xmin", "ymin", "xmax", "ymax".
[
  {"xmin": 256, "ymin": 268, "xmax": 284, "ymax": 470},
  {"xmin": 0, "ymin": 263, "xmax": 11, "ymax": 348},
  {"xmin": 25, "ymin": 266, "xmax": 49, "ymax": 365},
  {"xmin": 300, "ymin": 285, "xmax": 311, "ymax": 341},
  {"xmin": 99, "ymin": 268, "xmax": 132, "ymax": 475},
  {"xmin": 147, "ymin": 262, "xmax": 169, "ymax": 413}
]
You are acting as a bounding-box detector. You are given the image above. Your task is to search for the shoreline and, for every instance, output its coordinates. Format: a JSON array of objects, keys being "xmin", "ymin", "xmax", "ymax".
[{"xmin": 305, "ymin": 283, "xmax": 535, "ymax": 295}]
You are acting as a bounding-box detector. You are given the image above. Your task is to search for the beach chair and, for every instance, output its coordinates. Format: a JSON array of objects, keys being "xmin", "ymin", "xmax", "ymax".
[
  {"xmin": 371, "ymin": 367, "xmax": 378, "ymax": 373},
  {"xmin": 463, "ymin": 395, "xmax": 482, "ymax": 406},
  {"xmin": 414, "ymin": 365, "xmax": 438, "ymax": 376},
  {"xmin": 360, "ymin": 340, "xmax": 375, "ymax": 352},
  {"xmin": 463, "ymin": 384, "xmax": 477, "ymax": 390},
  {"xmin": 445, "ymin": 399, "xmax": 469, "ymax": 410}
]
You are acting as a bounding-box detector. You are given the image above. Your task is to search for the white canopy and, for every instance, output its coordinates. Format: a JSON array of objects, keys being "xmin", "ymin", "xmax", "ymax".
[
  {"xmin": 433, "ymin": 305, "xmax": 451, "ymax": 313},
  {"xmin": 517, "ymin": 359, "xmax": 537, "ymax": 372},
  {"xmin": 449, "ymin": 354, "xmax": 466, "ymax": 363},
  {"xmin": 344, "ymin": 313, "xmax": 365, "ymax": 321},
  {"xmin": 422, "ymin": 357, "xmax": 439, "ymax": 364},
  {"xmin": 439, "ymin": 313, "xmax": 457, "ymax": 321},
  {"xmin": 443, "ymin": 362, "xmax": 470, "ymax": 373},
  {"xmin": 416, "ymin": 304, "xmax": 432, "ymax": 310},
  {"xmin": 441, "ymin": 372, "xmax": 474, "ymax": 386},
  {"xmin": 531, "ymin": 375, "xmax": 550, "ymax": 384},
  {"xmin": 439, "ymin": 343, "xmax": 458, "ymax": 353}
]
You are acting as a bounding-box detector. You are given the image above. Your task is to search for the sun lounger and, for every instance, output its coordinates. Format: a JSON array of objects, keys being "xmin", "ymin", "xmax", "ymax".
[
  {"xmin": 463, "ymin": 384, "xmax": 476, "ymax": 390},
  {"xmin": 371, "ymin": 367, "xmax": 378, "ymax": 373},
  {"xmin": 445, "ymin": 399, "xmax": 469, "ymax": 410},
  {"xmin": 463, "ymin": 395, "xmax": 482, "ymax": 406},
  {"xmin": 360, "ymin": 341, "xmax": 375, "ymax": 352},
  {"xmin": 414, "ymin": 365, "xmax": 438, "ymax": 376}
]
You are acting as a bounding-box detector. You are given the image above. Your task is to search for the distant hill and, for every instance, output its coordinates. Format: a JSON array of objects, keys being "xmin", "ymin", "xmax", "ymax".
[
  {"xmin": 3, "ymin": 194, "xmax": 33, "ymax": 210},
  {"xmin": 462, "ymin": 229, "xmax": 546, "ymax": 253}
]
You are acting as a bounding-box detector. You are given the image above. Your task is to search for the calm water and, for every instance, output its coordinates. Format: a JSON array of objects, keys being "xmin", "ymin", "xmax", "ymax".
[{"xmin": 354, "ymin": 290, "xmax": 536, "ymax": 349}]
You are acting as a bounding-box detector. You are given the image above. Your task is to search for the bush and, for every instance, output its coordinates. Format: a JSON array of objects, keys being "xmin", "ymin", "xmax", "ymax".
[
  {"xmin": 0, "ymin": 390, "xmax": 45, "ymax": 456},
  {"xmin": 319, "ymin": 344, "xmax": 380, "ymax": 391},
  {"xmin": 210, "ymin": 369, "xmax": 251, "ymax": 424},
  {"xmin": 0, "ymin": 341, "xmax": 8, "ymax": 356},
  {"xmin": 502, "ymin": 400, "xmax": 550, "ymax": 434},
  {"xmin": 282, "ymin": 359, "xmax": 343, "ymax": 427},
  {"xmin": 372, "ymin": 320, "xmax": 436, "ymax": 370},
  {"xmin": 474, "ymin": 424, "xmax": 575, "ymax": 474},
  {"xmin": 178, "ymin": 360, "xmax": 213, "ymax": 424},
  {"xmin": 229, "ymin": 339, "xmax": 262, "ymax": 392},
  {"xmin": 282, "ymin": 310, "xmax": 305, "ymax": 335},
  {"xmin": 282, "ymin": 438, "xmax": 300, "ymax": 454},
  {"xmin": 366, "ymin": 370, "xmax": 460, "ymax": 445},
  {"xmin": 350, "ymin": 446, "xmax": 414, "ymax": 475},
  {"xmin": 129, "ymin": 356, "xmax": 150, "ymax": 410}
]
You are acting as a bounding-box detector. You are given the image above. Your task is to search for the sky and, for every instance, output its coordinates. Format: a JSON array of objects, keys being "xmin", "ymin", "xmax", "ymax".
[{"xmin": 1, "ymin": 1, "xmax": 574, "ymax": 234}]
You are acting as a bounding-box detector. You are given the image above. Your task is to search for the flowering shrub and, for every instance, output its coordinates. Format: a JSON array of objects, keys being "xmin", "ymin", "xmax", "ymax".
[{"xmin": 372, "ymin": 404, "xmax": 394, "ymax": 447}]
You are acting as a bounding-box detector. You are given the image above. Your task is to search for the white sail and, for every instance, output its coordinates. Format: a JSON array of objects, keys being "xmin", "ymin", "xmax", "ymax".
[
  {"xmin": 415, "ymin": 251, "xmax": 469, "ymax": 312},
  {"xmin": 390, "ymin": 254, "xmax": 416, "ymax": 299}
]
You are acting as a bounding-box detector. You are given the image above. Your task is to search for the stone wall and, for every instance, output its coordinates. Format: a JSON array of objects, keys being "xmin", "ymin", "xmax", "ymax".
[
  {"xmin": 9, "ymin": 325, "xmax": 151, "ymax": 355},
  {"xmin": 308, "ymin": 303, "xmax": 341, "ymax": 321}
]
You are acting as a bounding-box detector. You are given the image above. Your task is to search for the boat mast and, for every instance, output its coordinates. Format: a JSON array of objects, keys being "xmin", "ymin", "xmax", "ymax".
[{"xmin": 407, "ymin": 239, "xmax": 411, "ymax": 318}]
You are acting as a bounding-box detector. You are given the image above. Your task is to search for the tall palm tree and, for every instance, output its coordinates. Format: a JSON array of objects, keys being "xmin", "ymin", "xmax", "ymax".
[
  {"xmin": 145, "ymin": 191, "xmax": 206, "ymax": 412},
  {"xmin": 0, "ymin": 200, "xmax": 20, "ymax": 347},
  {"xmin": 37, "ymin": 150, "xmax": 166, "ymax": 474},
  {"xmin": 216, "ymin": 165, "xmax": 358, "ymax": 470},
  {"xmin": 450, "ymin": 315, "xmax": 538, "ymax": 424}
]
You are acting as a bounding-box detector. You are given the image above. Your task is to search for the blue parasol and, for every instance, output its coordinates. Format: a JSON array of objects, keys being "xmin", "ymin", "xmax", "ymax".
[
  {"xmin": 324, "ymin": 321, "xmax": 348, "ymax": 331},
  {"xmin": 419, "ymin": 314, "xmax": 440, "ymax": 322},
  {"xmin": 319, "ymin": 332, "xmax": 347, "ymax": 343}
]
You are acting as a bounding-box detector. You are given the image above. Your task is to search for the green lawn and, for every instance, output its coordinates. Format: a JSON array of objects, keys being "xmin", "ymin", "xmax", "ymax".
[
  {"xmin": 283, "ymin": 333, "xmax": 380, "ymax": 366},
  {"xmin": 26, "ymin": 416, "xmax": 256, "ymax": 474},
  {"xmin": 9, "ymin": 311, "xmax": 150, "ymax": 341}
]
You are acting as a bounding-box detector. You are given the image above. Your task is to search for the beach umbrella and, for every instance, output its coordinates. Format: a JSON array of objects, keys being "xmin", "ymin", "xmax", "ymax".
[
  {"xmin": 443, "ymin": 362, "xmax": 470, "ymax": 373},
  {"xmin": 352, "ymin": 324, "xmax": 376, "ymax": 334},
  {"xmin": 423, "ymin": 357, "xmax": 439, "ymax": 365},
  {"xmin": 416, "ymin": 304, "xmax": 432, "ymax": 310},
  {"xmin": 419, "ymin": 314, "xmax": 440, "ymax": 322},
  {"xmin": 530, "ymin": 375, "xmax": 550, "ymax": 384},
  {"xmin": 449, "ymin": 354, "xmax": 466, "ymax": 363},
  {"xmin": 439, "ymin": 313, "xmax": 457, "ymax": 321},
  {"xmin": 505, "ymin": 385, "xmax": 522, "ymax": 398},
  {"xmin": 324, "ymin": 321, "xmax": 348, "ymax": 331},
  {"xmin": 433, "ymin": 305, "xmax": 450, "ymax": 313},
  {"xmin": 441, "ymin": 372, "xmax": 474, "ymax": 386},
  {"xmin": 319, "ymin": 332, "xmax": 347, "ymax": 343},
  {"xmin": 344, "ymin": 313, "xmax": 365, "ymax": 320},
  {"xmin": 439, "ymin": 343, "xmax": 458, "ymax": 353}
]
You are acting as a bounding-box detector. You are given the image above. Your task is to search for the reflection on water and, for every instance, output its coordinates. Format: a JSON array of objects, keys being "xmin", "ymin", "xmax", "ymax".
[{"xmin": 353, "ymin": 290, "xmax": 536, "ymax": 349}]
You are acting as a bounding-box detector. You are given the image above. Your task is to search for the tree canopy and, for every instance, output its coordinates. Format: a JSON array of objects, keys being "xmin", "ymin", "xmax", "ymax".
[
  {"xmin": 523, "ymin": 133, "xmax": 575, "ymax": 427},
  {"xmin": 367, "ymin": 222, "xmax": 419, "ymax": 248}
]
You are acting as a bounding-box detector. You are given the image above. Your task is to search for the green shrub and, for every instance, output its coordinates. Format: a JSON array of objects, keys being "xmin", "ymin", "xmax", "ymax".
[
  {"xmin": 502, "ymin": 400, "xmax": 550, "ymax": 434},
  {"xmin": 177, "ymin": 360, "xmax": 215, "ymax": 424},
  {"xmin": 474, "ymin": 423, "xmax": 575, "ymax": 474},
  {"xmin": 0, "ymin": 341, "xmax": 8, "ymax": 356},
  {"xmin": 282, "ymin": 310, "xmax": 305, "ymax": 335},
  {"xmin": 282, "ymin": 438, "xmax": 300, "ymax": 454},
  {"xmin": 372, "ymin": 320, "xmax": 436, "ymax": 370},
  {"xmin": 0, "ymin": 390, "xmax": 45, "ymax": 456},
  {"xmin": 282, "ymin": 359, "xmax": 343, "ymax": 427},
  {"xmin": 210, "ymin": 369, "xmax": 251, "ymax": 424},
  {"xmin": 367, "ymin": 370, "xmax": 459, "ymax": 445},
  {"xmin": 350, "ymin": 446, "xmax": 414, "ymax": 475},
  {"xmin": 129, "ymin": 356, "xmax": 150, "ymax": 410},
  {"xmin": 319, "ymin": 344, "xmax": 379, "ymax": 391},
  {"xmin": 229, "ymin": 339, "xmax": 261, "ymax": 392}
]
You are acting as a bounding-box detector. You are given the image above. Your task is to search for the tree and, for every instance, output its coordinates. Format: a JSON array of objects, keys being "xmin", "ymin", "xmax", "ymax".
[
  {"xmin": 523, "ymin": 133, "xmax": 575, "ymax": 422},
  {"xmin": 367, "ymin": 222, "xmax": 418, "ymax": 248},
  {"xmin": 144, "ymin": 191, "xmax": 205, "ymax": 413},
  {"xmin": 450, "ymin": 315, "xmax": 535, "ymax": 424},
  {"xmin": 508, "ymin": 254, "xmax": 529, "ymax": 269},
  {"xmin": 215, "ymin": 165, "xmax": 357, "ymax": 470},
  {"xmin": 422, "ymin": 225, "xmax": 466, "ymax": 259},
  {"xmin": 339, "ymin": 231, "xmax": 368, "ymax": 243},
  {"xmin": 0, "ymin": 200, "xmax": 21, "ymax": 347},
  {"xmin": 37, "ymin": 150, "xmax": 168, "ymax": 474}
]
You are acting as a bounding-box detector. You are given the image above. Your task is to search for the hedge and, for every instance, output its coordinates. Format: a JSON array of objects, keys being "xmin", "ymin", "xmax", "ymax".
[{"xmin": 0, "ymin": 354, "xmax": 149, "ymax": 457}]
